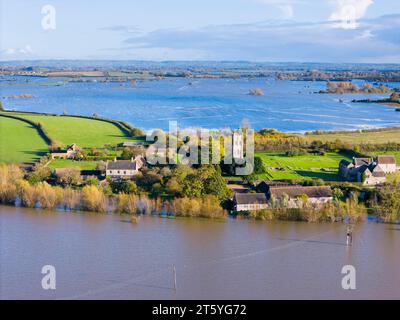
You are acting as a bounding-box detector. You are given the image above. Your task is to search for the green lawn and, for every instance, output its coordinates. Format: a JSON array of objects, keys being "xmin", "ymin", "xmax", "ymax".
[
  {"xmin": 15, "ymin": 114, "xmax": 136, "ymax": 148},
  {"xmin": 256, "ymin": 151, "xmax": 352, "ymax": 181},
  {"xmin": 48, "ymin": 159, "xmax": 98, "ymax": 170},
  {"xmin": 301, "ymin": 128, "xmax": 400, "ymax": 144},
  {"xmin": 0, "ymin": 116, "xmax": 48, "ymax": 163}
]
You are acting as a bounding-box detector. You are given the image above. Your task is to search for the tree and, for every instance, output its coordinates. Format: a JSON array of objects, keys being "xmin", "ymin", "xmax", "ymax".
[
  {"xmin": 49, "ymin": 140, "xmax": 65, "ymax": 151},
  {"xmin": 151, "ymin": 183, "xmax": 163, "ymax": 197},
  {"xmin": 85, "ymin": 176, "xmax": 99, "ymax": 186},
  {"xmin": 377, "ymin": 181, "xmax": 400, "ymax": 222},
  {"xmin": 120, "ymin": 146, "xmax": 145, "ymax": 160},
  {"xmin": 179, "ymin": 165, "xmax": 231, "ymax": 200},
  {"xmin": 111, "ymin": 180, "xmax": 138, "ymax": 194},
  {"xmin": 182, "ymin": 178, "xmax": 203, "ymax": 198},
  {"xmin": 241, "ymin": 172, "xmax": 258, "ymax": 185},
  {"xmin": 0, "ymin": 101, "xmax": 4, "ymax": 111},
  {"xmin": 165, "ymin": 177, "xmax": 182, "ymax": 195},
  {"xmin": 253, "ymin": 156, "xmax": 266, "ymax": 174},
  {"xmin": 26, "ymin": 163, "xmax": 51, "ymax": 184},
  {"xmin": 203, "ymin": 169, "xmax": 232, "ymax": 200},
  {"xmin": 56, "ymin": 168, "xmax": 81, "ymax": 186},
  {"xmin": 332, "ymin": 188, "xmax": 344, "ymax": 202},
  {"xmin": 130, "ymin": 128, "xmax": 144, "ymax": 136}
]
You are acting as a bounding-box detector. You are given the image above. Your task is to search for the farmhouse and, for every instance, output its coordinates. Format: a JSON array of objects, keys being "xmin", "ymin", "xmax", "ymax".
[
  {"xmin": 376, "ymin": 155, "xmax": 397, "ymax": 173},
  {"xmin": 106, "ymin": 156, "xmax": 144, "ymax": 179},
  {"xmin": 268, "ymin": 186, "xmax": 333, "ymax": 208},
  {"xmin": 50, "ymin": 144, "xmax": 78, "ymax": 159},
  {"xmin": 233, "ymin": 193, "xmax": 269, "ymax": 211},
  {"xmin": 339, "ymin": 156, "xmax": 397, "ymax": 185}
]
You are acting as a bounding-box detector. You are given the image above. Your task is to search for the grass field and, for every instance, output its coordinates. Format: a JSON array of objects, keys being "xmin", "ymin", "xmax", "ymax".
[
  {"xmin": 0, "ymin": 116, "xmax": 48, "ymax": 163},
  {"xmin": 14, "ymin": 114, "xmax": 136, "ymax": 148},
  {"xmin": 48, "ymin": 159, "xmax": 98, "ymax": 170},
  {"xmin": 256, "ymin": 151, "xmax": 352, "ymax": 181},
  {"xmin": 301, "ymin": 128, "xmax": 400, "ymax": 144}
]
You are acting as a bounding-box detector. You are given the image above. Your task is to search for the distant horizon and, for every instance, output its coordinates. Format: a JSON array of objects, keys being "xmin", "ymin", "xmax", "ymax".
[{"xmin": 1, "ymin": 59, "xmax": 400, "ymax": 66}]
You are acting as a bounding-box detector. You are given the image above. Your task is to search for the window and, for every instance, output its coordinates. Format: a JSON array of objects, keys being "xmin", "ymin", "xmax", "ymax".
[{"xmin": 123, "ymin": 171, "xmax": 126, "ymax": 175}]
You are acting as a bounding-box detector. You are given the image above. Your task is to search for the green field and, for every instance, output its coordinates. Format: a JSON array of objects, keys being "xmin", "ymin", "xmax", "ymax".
[
  {"xmin": 301, "ymin": 128, "xmax": 400, "ymax": 144},
  {"xmin": 0, "ymin": 116, "xmax": 48, "ymax": 163},
  {"xmin": 48, "ymin": 159, "xmax": 98, "ymax": 170},
  {"xmin": 15, "ymin": 114, "xmax": 135, "ymax": 148},
  {"xmin": 256, "ymin": 151, "xmax": 352, "ymax": 181}
]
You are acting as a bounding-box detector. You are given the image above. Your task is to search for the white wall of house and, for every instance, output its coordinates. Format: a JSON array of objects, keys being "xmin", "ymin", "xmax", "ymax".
[
  {"xmin": 106, "ymin": 169, "xmax": 138, "ymax": 177},
  {"xmin": 235, "ymin": 203, "xmax": 269, "ymax": 211},
  {"xmin": 379, "ymin": 163, "xmax": 397, "ymax": 174},
  {"xmin": 285, "ymin": 197, "xmax": 332, "ymax": 208},
  {"xmin": 364, "ymin": 176, "xmax": 386, "ymax": 186}
]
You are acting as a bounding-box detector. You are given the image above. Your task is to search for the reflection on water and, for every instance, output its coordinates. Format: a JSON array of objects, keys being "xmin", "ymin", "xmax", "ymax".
[{"xmin": 1, "ymin": 205, "xmax": 399, "ymax": 299}]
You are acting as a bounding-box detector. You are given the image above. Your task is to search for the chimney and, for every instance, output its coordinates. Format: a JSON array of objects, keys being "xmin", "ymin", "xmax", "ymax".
[
  {"xmin": 131, "ymin": 157, "xmax": 134, "ymax": 162},
  {"xmin": 114, "ymin": 157, "xmax": 117, "ymax": 162}
]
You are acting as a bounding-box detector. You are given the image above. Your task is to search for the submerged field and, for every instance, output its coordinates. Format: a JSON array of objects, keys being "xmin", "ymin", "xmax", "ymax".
[
  {"xmin": 256, "ymin": 151, "xmax": 352, "ymax": 181},
  {"xmin": 0, "ymin": 116, "xmax": 48, "ymax": 163},
  {"xmin": 14, "ymin": 114, "xmax": 132, "ymax": 148}
]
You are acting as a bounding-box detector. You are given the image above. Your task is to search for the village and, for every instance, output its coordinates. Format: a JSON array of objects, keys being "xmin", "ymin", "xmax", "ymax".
[{"xmin": 44, "ymin": 135, "xmax": 399, "ymax": 216}]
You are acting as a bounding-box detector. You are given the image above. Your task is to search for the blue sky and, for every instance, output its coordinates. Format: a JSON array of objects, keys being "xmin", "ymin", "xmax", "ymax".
[{"xmin": 0, "ymin": 0, "xmax": 399, "ymax": 62}]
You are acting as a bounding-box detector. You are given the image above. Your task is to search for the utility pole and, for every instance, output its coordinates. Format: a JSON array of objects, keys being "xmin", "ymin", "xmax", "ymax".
[{"xmin": 173, "ymin": 264, "xmax": 177, "ymax": 292}]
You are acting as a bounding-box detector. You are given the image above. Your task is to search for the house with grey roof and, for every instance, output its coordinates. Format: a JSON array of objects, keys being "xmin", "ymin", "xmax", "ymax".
[
  {"xmin": 233, "ymin": 185, "xmax": 333, "ymax": 211},
  {"xmin": 106, "ymin": 156, "xmax": 144, "ymax": 179},
  {"xmin": 338, "ymin": 155, "xmax": 397, "ymax": 185},
  {"xmin": 233, "ymin": 193, "xmax": 269, "ymax": 211},
  {"xmin": 268, "ymin": 186, "xmax": 333, "ymax": 208}
]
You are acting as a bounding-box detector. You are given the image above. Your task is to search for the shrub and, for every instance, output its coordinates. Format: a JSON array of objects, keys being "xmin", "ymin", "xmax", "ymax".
[
  {"xmin": 0, "ymin": 163, "xmax": 23, "ymax": 185},
  {"xmin": 62, "ymin": 188, "xmax": 81, "ymax": 210},
  {"xmin": 116, "ymin": 193, "xmax": 138, "ymax": 214},
  {"xmin": 170, "ymin": 196, "xmax": 226, "ymax": 219},
  {"xmin": 35, "ymin": 182, "xmax": 62, "ymax": 209},
  {"xmin": 18, "ymin": 180, "xmax": 37, "ymax": 208},
  {"xmin": 81, "ymin": 185, "xmax": 108, "ymax": 212},
  {"xmin": 0, "ymin": 183, "xmax": 18, "ymax": 204}
]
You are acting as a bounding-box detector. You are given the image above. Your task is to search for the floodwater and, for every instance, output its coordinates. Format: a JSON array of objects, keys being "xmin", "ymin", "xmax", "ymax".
[
  {"xmin": 1, "ymin": 76, "xmax": 400, "ymax": 131},
  {"xmin": 0, "ymin": 205, "xmax": 399, "ymax": 299}
]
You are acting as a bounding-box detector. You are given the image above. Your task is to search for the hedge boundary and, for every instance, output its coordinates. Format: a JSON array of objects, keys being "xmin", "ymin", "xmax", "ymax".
[
  {"xmin": 0, "ymin": 113, "xmax": 53, "ymax": 145},
  {"xmin": 0, "ymin": 110, "xmax": 143, "ymax": 140}
]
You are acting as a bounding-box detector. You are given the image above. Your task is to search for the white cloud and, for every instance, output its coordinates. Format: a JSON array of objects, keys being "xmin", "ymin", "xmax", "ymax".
[
  {"xmin": 116, "ymin": 14, "xmax": 400, "ymax": 63},
  {"xmin": 1, "ymin": 45, "xmax": 34, "ymax": 56},
  {"xmin": 329, "ymin": 0, "xmax": 374, "ymax": 29},
  {"xmin": 0, "ymin": 44, "xmax": 34, "ymax": 59}
]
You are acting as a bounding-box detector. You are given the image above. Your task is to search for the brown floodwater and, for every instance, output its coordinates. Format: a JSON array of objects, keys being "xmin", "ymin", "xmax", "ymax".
[{"xmin": 0, "ymin": 205, "xmax": 399, "ymax": 300}]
